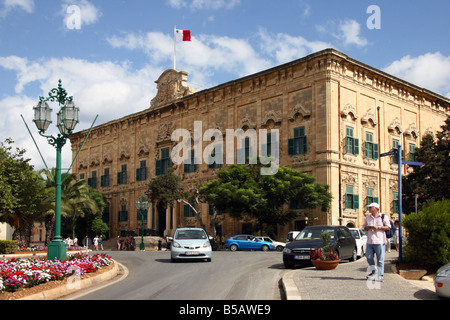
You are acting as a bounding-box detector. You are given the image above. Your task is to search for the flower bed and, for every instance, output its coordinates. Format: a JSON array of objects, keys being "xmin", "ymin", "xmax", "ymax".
[{"xmin": 0, "ymin": 253, "xmax": 112, "ymax": 294}]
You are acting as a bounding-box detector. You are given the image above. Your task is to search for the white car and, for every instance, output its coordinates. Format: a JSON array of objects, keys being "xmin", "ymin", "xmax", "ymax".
[
  {"xmin": 286, "ymin": 231, "xmax": 300, "ymax": 244},
  {"xmin": 256, "ymin": 236, "xmax": 285, "ymax": 251},
  {"xmin": 434, "ymin": 262, "xmax": 450, "ymax": 298},
  {"xmin": 349, "ymin": 228, "xmax": 367, "ymax": 258},
  {"xmin": 171, "ymin": 228, "xmax": 212, "ymax": 262}
]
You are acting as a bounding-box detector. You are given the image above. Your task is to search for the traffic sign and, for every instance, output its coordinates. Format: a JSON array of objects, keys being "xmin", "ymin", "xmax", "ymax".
[
  {"xmin": 380, "ymin": 150, "xmax": 397, "ymax": 157},
  {"xmin": 402, "ymin": 160, "xmax": 424, "ymax": 166}
]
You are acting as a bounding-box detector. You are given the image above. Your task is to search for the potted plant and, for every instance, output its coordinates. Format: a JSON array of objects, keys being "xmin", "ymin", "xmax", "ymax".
[{"xmin": 310, "ymin": 232, "xmax": 340, "ymax": 270}]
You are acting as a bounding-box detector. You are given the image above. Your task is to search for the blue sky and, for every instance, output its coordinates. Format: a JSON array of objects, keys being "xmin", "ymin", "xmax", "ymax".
[{"xmin": 1, "ymin": 0, "xmax": 450, "ymax": 170}]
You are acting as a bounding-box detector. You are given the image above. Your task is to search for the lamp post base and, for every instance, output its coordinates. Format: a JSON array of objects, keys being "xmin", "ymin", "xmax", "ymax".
[
  {"xmin": 47, "ymin": 239, "xmax": 67, "ymax": 261},
  {"xmin": 140, "ymin": 242, "xmax": 145, "ymax": 251}
]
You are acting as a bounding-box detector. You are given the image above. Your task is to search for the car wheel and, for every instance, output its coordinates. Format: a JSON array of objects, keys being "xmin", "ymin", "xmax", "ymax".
[
  {"xmin": 206, "ymin": 258, "xmax": 211, "ymax": 262},
  {"xmin": 276, "ymin": 245, "xmax": 283, "ymax": 251},
  {"xmin": 349, "ymin": 248, "xmax": 357, "ymax": 261},
  {"xmin": 361, "ymin": 246, "xmax": 365, "ymax": 258},
  {"xmin": 230, "ymin": 244, "xmax": 238, "ymax": 252},
  {"xmin": 261, "ymin": 245, "xmax": 269, "ymax": 252}
]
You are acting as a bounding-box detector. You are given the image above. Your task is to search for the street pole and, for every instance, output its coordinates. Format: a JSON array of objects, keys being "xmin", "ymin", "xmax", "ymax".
[
  {"xmin": 32, "ymin": 80, "xmax": 79, "ymax": 261},
  {"xmin": 140, "ymin": 209, "xmax": 145, "ymax": 251},
  {"xmin": 380, "ymin": 145, "xmax": 424, "ymax": 266},
  {"xmin": 397, "ymin": 145, "xmax": 403, "ymax": 265}
]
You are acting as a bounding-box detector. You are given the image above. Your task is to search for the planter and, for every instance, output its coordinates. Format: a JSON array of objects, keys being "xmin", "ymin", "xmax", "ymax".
[{"xmin": 312, "ymin": 259, "xmax": 340, "ymax": 270}]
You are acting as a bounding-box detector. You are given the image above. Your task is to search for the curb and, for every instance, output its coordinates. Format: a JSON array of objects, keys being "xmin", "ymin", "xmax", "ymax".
[
  {"xmin": 18, "ymin": 259, "xmax": 119, "ymax": 300},
  {"xmin": 281, "ymin": 270, "xmax": 302, "ymax": 300}
]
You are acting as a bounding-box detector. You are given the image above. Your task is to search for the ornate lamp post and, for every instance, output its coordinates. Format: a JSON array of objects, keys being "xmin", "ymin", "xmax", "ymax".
[
  {"xmin": 33, "ymin": 79, "xmax": 79, "ymax": 261},
  {"xmin": 135, "ymin": 195, "xmax": 150, "ymax": 251}
]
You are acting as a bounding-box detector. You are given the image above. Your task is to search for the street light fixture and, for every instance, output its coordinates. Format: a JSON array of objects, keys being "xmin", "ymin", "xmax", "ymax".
[
  {"xmin": 33, "ymin": 79, "xmax": 79, "ymax": 261},
  {"xmin": 135, "ymin": 195, "xmax": 150, "ymax": 251}
]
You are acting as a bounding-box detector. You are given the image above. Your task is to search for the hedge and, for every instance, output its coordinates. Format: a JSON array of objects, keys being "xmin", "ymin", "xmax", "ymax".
[{"xmin": 0, "ymin": 240, "xmax": 17, "ymax": 254}]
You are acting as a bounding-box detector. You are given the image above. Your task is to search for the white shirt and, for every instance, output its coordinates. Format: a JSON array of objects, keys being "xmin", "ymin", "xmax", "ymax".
[{"xmin": 363, "ymin": 213, "xmax": 390, "ymax": 245}]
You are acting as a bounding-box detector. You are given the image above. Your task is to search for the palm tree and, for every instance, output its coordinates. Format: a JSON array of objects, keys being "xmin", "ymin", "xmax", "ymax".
[{"xmin": 40, "ymin": 169, "xmax": 101, "ymax": 244}]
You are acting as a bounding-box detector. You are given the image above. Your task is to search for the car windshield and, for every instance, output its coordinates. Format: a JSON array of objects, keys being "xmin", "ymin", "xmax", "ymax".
[
  {"xmin": 175, "ymin": 230, "xmax": 207, "ymax": 240},
  {"xmin": 350, "ymin": 229, "xmax": 360, "ymax": 239},
  {"xmin": 295, "ymin": 227, "xmax": 335, "ymax": 240}
]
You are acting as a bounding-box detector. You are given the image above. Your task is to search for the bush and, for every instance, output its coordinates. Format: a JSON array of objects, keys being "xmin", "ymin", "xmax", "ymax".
[
  {"xmin": 402, "ymin": 199, "xmax": 450, "ymax": 269},
  {"xmin": 0, "ymin": 240, "xmax": 17, "ymax": 254}
]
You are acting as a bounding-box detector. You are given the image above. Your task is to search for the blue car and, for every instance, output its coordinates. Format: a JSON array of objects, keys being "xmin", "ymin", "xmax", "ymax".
[{"xmin": 225, "ymin": 235, "xmax": 274, "ymax": 252}]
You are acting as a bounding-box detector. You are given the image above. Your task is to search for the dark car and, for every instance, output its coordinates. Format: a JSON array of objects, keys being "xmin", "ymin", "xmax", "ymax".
[{"xmin": 283, "ymin": 225, "xmax": 357, "ymax": 268}]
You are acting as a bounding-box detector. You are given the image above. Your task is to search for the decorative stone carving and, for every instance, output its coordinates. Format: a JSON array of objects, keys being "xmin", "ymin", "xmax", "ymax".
[
  {"xmin": 261, "ymin": 110, "xmax": 282, "ymax": 127},
  {"xmin": 404, "ymin": 123, "xmax": 418, "ymax": 139},
  {"xmin": 239, "ymin": 117, "xmax": 256, "ymax": 130},
  {"xmin": 361, "ymin": 109, "xmax": 377, "ymax": 126},
  {"xmin": 289, "ymin": 104, "xmax": 311, "ymax": 121},
  {"xmin": 157, "ymin": 122, "xmax": 175, "ymax": 142},
  {"xmin": 150, "ymin": 70, "xmax": 196, "ymax": 108},
  {"xmin": 341, "ymin": 103, "xmax": 358, "ymax": 121},
  {"xmin": 388, "ymin": 118, "xmax": 403, "ymax": 134},
  {"xmin": 102, "ymin": 152, "xmax": 113, "ymax": 164}
]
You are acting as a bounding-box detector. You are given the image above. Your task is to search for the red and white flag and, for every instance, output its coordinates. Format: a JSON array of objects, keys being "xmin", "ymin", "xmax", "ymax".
[{"xmin": 175, "ymin": 29, "xmax": 191, "ymax": 42}]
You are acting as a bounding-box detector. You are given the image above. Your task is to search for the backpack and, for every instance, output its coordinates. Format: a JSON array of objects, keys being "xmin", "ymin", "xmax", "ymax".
[{"xmin": 381, "ymin": 214, "xmax": 396, "ymax": 238}]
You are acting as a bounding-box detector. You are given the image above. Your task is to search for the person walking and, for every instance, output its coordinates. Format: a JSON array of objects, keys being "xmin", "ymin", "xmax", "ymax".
[
  {"xmin": 363, "ymin": 202, "xmax": 391, "ymax": 282},
  {"xmin": 393, "ymin": 220, "xmax": 400, "ymax": 251},
  {"xmin": 99, "ymin": 235, "xmax": 103, "ymax": 250},
  {"xmin": 93, "ymin": 235, "xmax": 99, "ymax": 251}
]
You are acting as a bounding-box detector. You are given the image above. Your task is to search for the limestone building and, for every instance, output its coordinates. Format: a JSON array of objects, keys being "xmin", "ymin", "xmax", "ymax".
[{"xmin": 69, "ymin": 49, "xmax": 450, "ymax": 241}]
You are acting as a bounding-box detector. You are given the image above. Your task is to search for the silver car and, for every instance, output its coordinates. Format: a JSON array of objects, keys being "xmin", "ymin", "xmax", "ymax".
[
  {"xmin": 434, "ymin": 262, "xmax": 450, "ymax": 298},
  {"xmin": 171, "ymin": 228, "xmax": 212, "ymax": 262}
]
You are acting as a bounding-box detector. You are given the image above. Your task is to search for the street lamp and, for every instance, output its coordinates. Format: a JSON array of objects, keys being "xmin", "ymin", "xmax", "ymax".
[
  {"xmin": 135, "ymin": 195, "xmax": 150, "ymax": 251},
  {"xmin": 33, "ymin": 79, "xmax": 79, "ymax": 261}
]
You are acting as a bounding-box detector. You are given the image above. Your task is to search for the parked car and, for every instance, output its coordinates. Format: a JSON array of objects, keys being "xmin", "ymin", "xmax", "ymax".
[
  {"xmin": 349, "ymin": 228, "xmax": 367, "ymax": 258},
  {"xmin": 171, "ymin": 228, "xmax": 212, "ymax": 262},
  {"xmin": 286, "ymin": 231, "xmax": 300, "ymax": 244},
  {"xmin": 434, "ymin": 262, "xmax": 450, "ymax": 298},
  {"xmin": 256, "ymin": 236, "xmax": 285, "ymax": 251},
  {"xmin": 283, "ymin": 225, "xmax": 357, "ymax": 268},
  {"xmin": 225, "ymin": 235, "xmax": 274, "ymax": 252}
]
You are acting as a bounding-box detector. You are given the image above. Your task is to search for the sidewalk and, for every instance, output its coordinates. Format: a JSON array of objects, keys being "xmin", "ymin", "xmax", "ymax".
[{"xmin": 282, "ymin": 251, "xmax": 438, "ymax": 300}]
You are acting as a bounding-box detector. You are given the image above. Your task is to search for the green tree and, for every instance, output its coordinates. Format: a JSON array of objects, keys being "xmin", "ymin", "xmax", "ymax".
[
  {"xmin": 41, "ymin": 169, "xmax": 102, "ymax": 243},
  {"xmin": 402, "ymin": 199, "xmax": 450, "ymax": 269},
  {"xmin": 0, "ymin": 139, "xmax": 47, "ymax": 247},
  {"xmin": 403, "ymin": 116, "xmax": 450, "ymax": 214},
  {"xmin": 199, "ymin": 164, "xmax": 332, "ymax": 235}
]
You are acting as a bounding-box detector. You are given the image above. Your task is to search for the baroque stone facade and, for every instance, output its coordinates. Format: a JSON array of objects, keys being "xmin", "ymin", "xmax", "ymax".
[{"xmin": 69, "ymin": 49, "xmax": 450, "ymax": 241}]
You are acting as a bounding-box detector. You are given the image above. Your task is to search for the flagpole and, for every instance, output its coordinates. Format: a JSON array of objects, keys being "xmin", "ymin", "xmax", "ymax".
[{"xmin": 173, "ymin": 25, "xmax": 176, "ymax": 70}]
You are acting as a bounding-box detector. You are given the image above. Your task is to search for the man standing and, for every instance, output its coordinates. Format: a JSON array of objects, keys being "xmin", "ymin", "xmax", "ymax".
[{"xmin": 363, "ymin": 202, "xmax": 391, "ymax": 282}]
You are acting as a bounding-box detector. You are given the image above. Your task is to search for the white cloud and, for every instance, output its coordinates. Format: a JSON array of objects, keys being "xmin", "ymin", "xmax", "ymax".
[
  {"xmin": 384, "ymin": 52, "xmax": 450, "ymax": 98},
  {"xmin": 0, "ymin": 55, "xmax": 162, "ymax": 170},
  {"xmin": 107, "ymin": 31, "xmax": 271, "ymax": 89},
  {"xmin": 316, "ymin": 19, "xmax": 368, "ymax": 48},
  {"xmin": 0, "ymin": 0, "xmax": 34, "ymax": 17},
  {"xmin": 257, "ymin": 27, "xmax": 332, "ymax": 65},
  {"xmin": 61, "ymin": 0, "xmax": 101, "ymax": 27},
  {"xmin": 338, "ymin": 19, "xmax": 368, "ymax": 47}
]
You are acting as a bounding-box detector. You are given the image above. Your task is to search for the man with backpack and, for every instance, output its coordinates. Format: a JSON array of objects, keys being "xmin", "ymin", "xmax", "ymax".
[{"xmin": 363, "ymin": 202, "xmax": 392, "ymax": 282}]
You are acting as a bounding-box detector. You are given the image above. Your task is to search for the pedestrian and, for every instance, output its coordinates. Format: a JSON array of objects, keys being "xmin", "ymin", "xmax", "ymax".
[
  {"xmin": 393, "ymin": 220, "xmax": 400, "ymax": 251},
  {"xmin": 99, "ymin": 235, "xmax": 103, "ymax": 250},
  {"xmin": 82, "ymin": 236, "xmax": 90, "ymax": 250},
  {"xmin": 363, "ymin": 202, "xmax": 391, "ymax": 282},
  {"xmin": 116, "ymin": 236, "xmax": 121, "ymax": 251},
  {"xmin": 93, "ymin": 235, "xmax": 99, "ymax": 251},
  {"xmin": 73, "ymin": 236, "xmax": 78, "ymax": 247}
]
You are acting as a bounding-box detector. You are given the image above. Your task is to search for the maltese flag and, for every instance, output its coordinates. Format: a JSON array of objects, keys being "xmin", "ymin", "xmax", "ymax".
[{"xmin": 175, "ymin": 29, "xmax": 191, "ymax": 42}]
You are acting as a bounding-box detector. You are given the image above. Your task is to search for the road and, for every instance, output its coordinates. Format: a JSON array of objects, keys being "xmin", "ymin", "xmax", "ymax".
[{"xmin": 62, "ymin": 250, "xmax": 286, "ymax": 300}]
